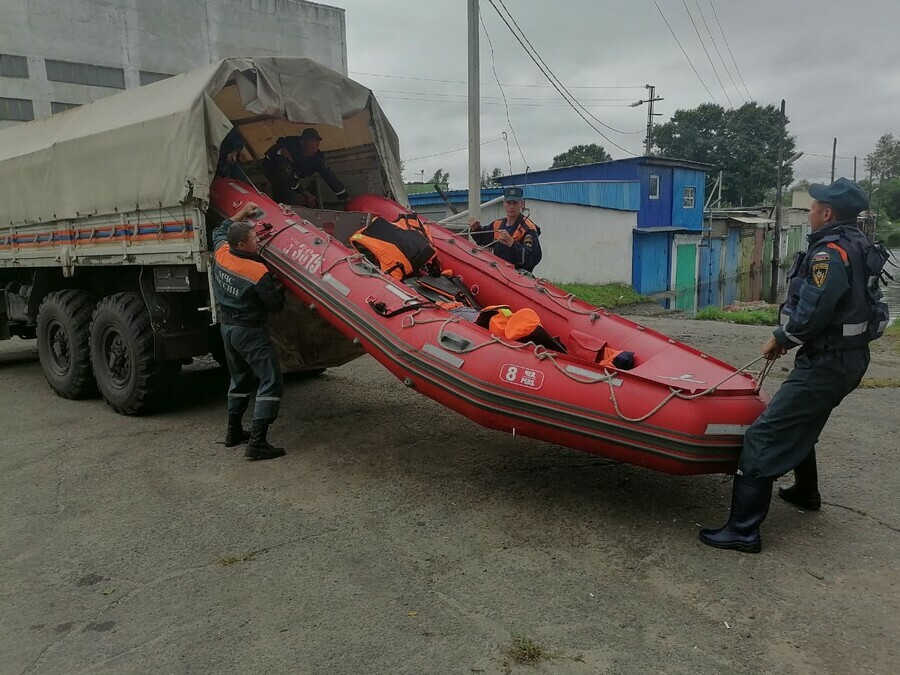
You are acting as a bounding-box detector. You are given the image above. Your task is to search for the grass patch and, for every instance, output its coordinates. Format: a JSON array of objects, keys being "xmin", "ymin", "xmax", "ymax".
[
  {"xmin": 503, "ymin": 636, "xmax": 550, "ymax": 666},
  {"xmin": 858, "ymin": 378, "xmax": 900, "ymax": 389},
  {"xmin": 694, "ymin": 306, "xmax": 779, "ymax": 326},
  {"xmin": 219, "ymin": 551, "xmax": 259, "ymax": 566},
  {"xmin": 881, "ymin": 323, "xmax": 900, "ymax": 355},
  {"xmin": 558, "ymin": 283, "xmax": 646, "ymax": 308}
]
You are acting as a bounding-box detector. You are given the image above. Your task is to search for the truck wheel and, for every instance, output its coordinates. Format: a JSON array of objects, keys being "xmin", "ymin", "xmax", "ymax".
[
  {"xmin": 36, "ymin": 290, "xmax": 97, "ymax": 399},
  {"xmin": 90, "ymin": 292, "xmax": 177, "ymax": 415}
]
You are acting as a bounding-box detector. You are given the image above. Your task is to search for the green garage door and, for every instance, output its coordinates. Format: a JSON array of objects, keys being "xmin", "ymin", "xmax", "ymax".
[{"xmin": 674, "ymin": 242, "xmax": 698, "ymax": 312}]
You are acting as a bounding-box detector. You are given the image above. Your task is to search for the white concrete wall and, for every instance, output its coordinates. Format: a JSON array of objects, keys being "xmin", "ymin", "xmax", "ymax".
[
  {"xmin": 0, "ymin": 0, "xmax": 346, "ymax": 127},
  {"xmin": 444, "ymin": 199, "xmax": 636, "ymax": 285}
]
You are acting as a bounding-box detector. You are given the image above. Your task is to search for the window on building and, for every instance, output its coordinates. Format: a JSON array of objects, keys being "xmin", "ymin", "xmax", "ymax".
[
  {"xmin": 0, "ymin": 54, "xmax": 29, "ymax": 79},
  {"xmin": 45, "ymin": 59, "xmax": 125, "ymax": 89},
  {"xmin": 139, "ymin": 71, "xmax": 173, "ymax": 86},
  {"xmin": 683, "ymin": 186, "xmax": 696, "ymax": 209},
  {"xmin": 51, "ymin": 101, "xmax": 80, "ymax": 114},
  {"xmin": 0, "ymin": 97, "xmax": 35, "ymax": 121},
  {"xmin": 649, "ymin": 174, "xmax": 660, "ymax": 200}
]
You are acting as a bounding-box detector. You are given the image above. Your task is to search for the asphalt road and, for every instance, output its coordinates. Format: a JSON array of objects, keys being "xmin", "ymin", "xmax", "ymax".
[{"xmin": 1, "ymin": 315, "xmax": 898, "ymax": 674}]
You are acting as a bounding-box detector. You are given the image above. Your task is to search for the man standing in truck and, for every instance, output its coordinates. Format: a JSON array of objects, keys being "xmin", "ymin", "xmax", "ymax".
[
  {"xmin": 212, "ymin": 201, "xmax": 287, "ymax": 461},
  {"xmin": 263, "ymin": 128, "xmax": 349, "ymax": 207}
]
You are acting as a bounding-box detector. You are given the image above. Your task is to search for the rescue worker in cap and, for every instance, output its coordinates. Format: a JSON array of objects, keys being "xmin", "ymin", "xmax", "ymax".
[
  {"xmin": 700, "ymin": 177, "xmax": 884, "ymax": 553},
  {"xmin": 263, "ymin": 127, "xmax": 349, "ymax": 208},
  {"xmin": 470, "ymin": 186, "xmax": 543, "ymax": 272},
  {"xmin": 212, "ymin": 201, "xmax": 287, "ymax": 461}
]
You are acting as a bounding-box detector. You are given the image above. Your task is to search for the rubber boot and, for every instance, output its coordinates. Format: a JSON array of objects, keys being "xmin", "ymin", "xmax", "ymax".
[
  {"xmin": 778, "ymin": 450, "xmax": 821, "ymax": 511},
  {"xmin": 699, "ymin": 474, "xmax": 773, "ymax": 554},
  {"xmin": 224, "ymin": 413, "xmax": 250, "ymax": 448},
  {"xmin": 245, "ymin": 419, "xmax": 285, "ymax": 460}
]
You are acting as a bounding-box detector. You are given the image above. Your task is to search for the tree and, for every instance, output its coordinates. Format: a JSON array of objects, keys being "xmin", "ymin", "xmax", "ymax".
[
  {"xmin": 430, "ymin": 168, "xmax": 449, "ymax": 188},
  {"xmin": 653, "ymin": 102, "xmax": 796, "ymax": 206},
  {"xmin": 480, "ymin": 167, "xmax": 504, "ymax": 187},
  {"xmin": 878, "ymin": 177, "xmax": 900, "ymax": 221},
  {"xmin": 551, "ymin": 143, "xmax": 611, "ymax": 168},
  {"xmin": 865, "ymin": 133, "xmax": 900, "ymax": 182}
]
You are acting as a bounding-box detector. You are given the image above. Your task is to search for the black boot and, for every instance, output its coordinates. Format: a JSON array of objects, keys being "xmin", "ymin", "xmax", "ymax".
[
  {"xmin": 778, "ymin": 450, "xmax": 821, "ymax": 510},
  {"xmin": 224, "ymin": 413, "xmax": 251, "ymax": 448},
  {"xmin": 699, "ymin": 474, "xmax": 773, "ymax": 554},
  {"xmin": 245, "ymin": 419, "xmax": 285, "ymax": 460}
]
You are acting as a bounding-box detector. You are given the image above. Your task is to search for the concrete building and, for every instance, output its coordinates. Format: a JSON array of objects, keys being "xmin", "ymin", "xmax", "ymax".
[{"xmin": 0, "ymin": 0, "xmax": 346, "ymax": 129}]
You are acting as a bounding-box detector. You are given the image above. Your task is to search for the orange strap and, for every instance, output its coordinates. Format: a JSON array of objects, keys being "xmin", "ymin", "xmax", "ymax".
[{"xmin": 826, "ymin": 242, "xmax": 849, "ymax": 265}]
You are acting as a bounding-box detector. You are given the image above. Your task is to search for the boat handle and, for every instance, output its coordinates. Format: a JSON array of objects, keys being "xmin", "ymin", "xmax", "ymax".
[{"xmin": 440, "ymin": 331, "xmax": 474, "ymax": 352}]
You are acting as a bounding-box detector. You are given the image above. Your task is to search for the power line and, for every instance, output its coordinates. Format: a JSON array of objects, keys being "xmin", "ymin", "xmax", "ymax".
[
  {"xmin": 694, "ymin": 0, "xmax": 745, "ymax": 105},
  {"xmin": 682, "ymin": 0, "xmax": 733, "ymax": 107},
  {"xmin": 485, "ymin": 0, "xmax": 641, "ymax": 154},
  {"xmin": 377, "ymin": 94, "xmax": 634, "ymax": 108},
  {"xmin": 493, "ymin": 0, "xmax": 642, "ymax": 138},
  {"xmin": 405, "ymin": 136, "xmax": 506, "ymax": 163},
  {"xmin": 350, "ymin": 70, "xmax": 646, "ymax": 90},
  {"xmin": 373, "ymin": 87, "xmax": 636, "ymax": 103},
  {"xmin": 653, "ymin": 0, "xmax": 719, "ymax": 104},
  {"xmin": 708, "ymin": 0, "xmax": 753, "ymax": 100},
  {"xmin": 480, "ymin": 7, "xmax": 528, "ymax": 173}
]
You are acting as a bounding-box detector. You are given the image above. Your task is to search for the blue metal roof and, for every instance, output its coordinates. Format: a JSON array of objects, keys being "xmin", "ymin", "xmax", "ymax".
[
  {"xmin": 406, "ymin": 182, "xmax": 638, "ymax": 212},
  {"xmin": 407, "ymin": 188, "xmax": 501, "ymax": 207},
  {"xmin": 523, "ymin": 181, "xmax": 638, "ymax": 211},
  {"xmin": 498, "ymin": 156, "xmax": 713, "ymax": 187}
]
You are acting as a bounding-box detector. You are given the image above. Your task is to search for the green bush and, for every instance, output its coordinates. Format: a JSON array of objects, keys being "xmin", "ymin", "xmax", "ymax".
[{"xmin": 885, "ymin": 231, "xmax": 900, "ymax": 247}]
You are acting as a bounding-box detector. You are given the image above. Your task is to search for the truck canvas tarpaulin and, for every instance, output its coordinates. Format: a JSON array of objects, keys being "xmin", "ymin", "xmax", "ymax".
[{"xmin": 0, "ymin": 57, "xmax": 405, "ymax": 226}]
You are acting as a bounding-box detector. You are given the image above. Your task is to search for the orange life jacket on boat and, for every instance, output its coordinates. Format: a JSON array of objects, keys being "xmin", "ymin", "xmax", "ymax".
[{"xmin": 351, "ymin": 213, "xmax": 438, "ymax": 280}]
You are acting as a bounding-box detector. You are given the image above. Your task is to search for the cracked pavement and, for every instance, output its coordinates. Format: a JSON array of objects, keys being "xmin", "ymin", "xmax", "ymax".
[{"xmin": 1, "ymin": 315, "xmax": 898, "ymax": 674}]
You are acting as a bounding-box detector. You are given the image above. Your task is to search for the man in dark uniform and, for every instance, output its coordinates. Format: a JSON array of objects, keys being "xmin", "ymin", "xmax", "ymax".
[
  {"xmin": 212, "ymin": 201, "xmax": 287, "ymax": 461},
  {"xmin": 700, "ymin": 178, "xmax": 881, "ymax": 553},
  {"xmin": 470, "ymin": 186, "xmax": 542, "ymax": 272},
  {"xmin": 216, "ymin": 128, "xmax": 247, "ymax": 180},
  {"xmin": 263, "ymin": 127, "xmax": 349, "ymax": 207}
]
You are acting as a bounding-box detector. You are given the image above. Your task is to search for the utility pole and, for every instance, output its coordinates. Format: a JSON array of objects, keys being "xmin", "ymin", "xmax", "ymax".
[
  {"xmin": 830, "ymin": 137, "xmax": 837, "ymax": 183},
  {"xmin": 629, "ymin": 85, "xmax": 664, "ymax": 156},
  {"xmin": 467, "ymin": 0, "xmax": 481, "ymax": 225},
  {"xmin": 770, "ymin": 99, "xmax": 786, "ymax": 304},
  {"xmin": 853, "ymin": 155, "xmax": 857, "ymax": 181}
]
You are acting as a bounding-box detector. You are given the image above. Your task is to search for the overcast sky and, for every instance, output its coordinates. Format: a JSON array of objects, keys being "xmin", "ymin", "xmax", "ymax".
[{"xmin": 340, "ymin": 0, "xmax": 900, "ymax": 189}]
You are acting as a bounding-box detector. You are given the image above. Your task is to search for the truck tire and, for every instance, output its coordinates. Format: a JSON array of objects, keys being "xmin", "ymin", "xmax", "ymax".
[
  {"xmin": 90, "ymin": 292, "xmax": 177, "ymax": 415},
  {"xmin": 36, "ymin": 289, "xmax": 97, "ymax": 399}
]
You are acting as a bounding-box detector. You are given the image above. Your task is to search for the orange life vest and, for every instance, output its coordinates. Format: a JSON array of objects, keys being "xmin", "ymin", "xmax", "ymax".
[
  {"xmin": 488, "ymin": 215, "xmax": 540, "ymax": 244},
  {"xmin": 351, "ymin": 214, "xmax": 438, "ymax": 280}
]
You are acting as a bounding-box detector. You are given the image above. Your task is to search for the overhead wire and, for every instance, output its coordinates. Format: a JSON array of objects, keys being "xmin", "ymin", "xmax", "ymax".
[
  {"xmin": 350, "ymin": 70, "xmax": 646, "ymax": 90},
  {"xmin": 708, "ymin": 0, "xmax": 753, "ymax": 100},
  {"xmin": 681, "ymin": 0, "xmax": 734, "ymax": 107},
  {"xmin": 694, "ymin": 0, "xmax": 745, "ymax": 105},
  {"xmin": 485, "ymin": 0, "xmax": 641, "ymax": 155},
  {"xmin": 479, "ymin": 6, "xmax": 528, "ymax": 172},
  {"xmin": 653, "ymin": 0, "xmax": 719, "ymax": 105},
  {"xmin": 492, "ymin": 0, "xmax": 643, "ymax": 138}
]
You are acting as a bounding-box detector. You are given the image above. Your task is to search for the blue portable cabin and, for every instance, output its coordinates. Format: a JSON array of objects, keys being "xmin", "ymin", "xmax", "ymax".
[{"xmin": 500, "ymin": 157, "xmax": 712, "ymax": 301}]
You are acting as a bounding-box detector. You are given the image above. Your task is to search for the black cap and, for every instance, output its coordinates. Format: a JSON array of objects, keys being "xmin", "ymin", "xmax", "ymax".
[
  {"xmin": 808, "ymin": 177, "xmax": 869, "ymax": 214},
  {"xmin": 503, "ymin": 186, "xmax": 524, "ymax": 202},
  {"xmin": 300, "ymin": 127, "xmax": 322, "ymax": 141}
]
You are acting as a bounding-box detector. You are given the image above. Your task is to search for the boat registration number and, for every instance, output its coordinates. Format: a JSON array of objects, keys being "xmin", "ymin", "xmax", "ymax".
[{"xmin": 500, "ymin": 364, "xmax": 544, "ymax": 390}]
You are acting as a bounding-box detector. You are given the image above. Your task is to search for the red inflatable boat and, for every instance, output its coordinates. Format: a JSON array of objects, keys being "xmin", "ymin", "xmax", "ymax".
[{"xmin": 210, "ymin": 179, "xmax": 768, "ymax": 475}]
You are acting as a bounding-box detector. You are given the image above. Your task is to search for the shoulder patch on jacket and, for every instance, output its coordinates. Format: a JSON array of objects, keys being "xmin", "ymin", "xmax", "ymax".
[
  {"xmin": 811, "ymin": 251, "xmax": 830, "ymax": 263},
  {"xmin": 215, "ymin": 247, "xmax": 268, "ymax": 284},
  {"xmin": 811, "ymin": 262, "xmax": 828, "ymax": 287}
]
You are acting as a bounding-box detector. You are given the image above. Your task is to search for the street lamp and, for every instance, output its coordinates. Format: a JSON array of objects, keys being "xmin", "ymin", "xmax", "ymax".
[{"xmin": 630, "ymin": 84, "xmax": 664, "ymax": 155}]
